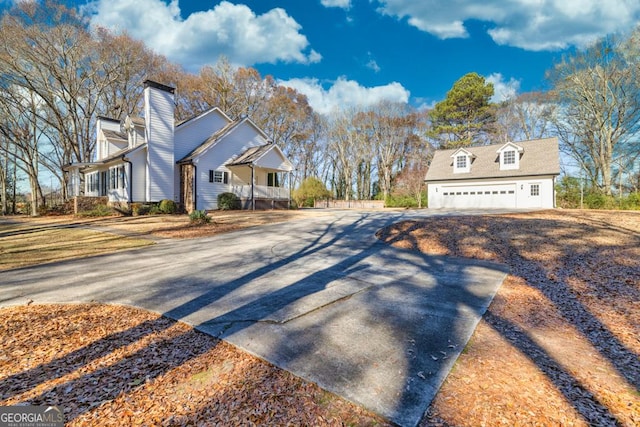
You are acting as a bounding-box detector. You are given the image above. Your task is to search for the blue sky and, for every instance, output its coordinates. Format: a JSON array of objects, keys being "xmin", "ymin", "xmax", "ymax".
[{"xmin": 5, "ymin": 0, "xmax": 640, "ymax": 114}]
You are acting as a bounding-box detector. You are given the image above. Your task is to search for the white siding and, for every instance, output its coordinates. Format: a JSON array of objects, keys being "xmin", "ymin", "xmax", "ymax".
[
  {"xmin": 128, "ymin": 148, "xmax": 147, "ymax": 202},
  {"xmin": 145, "ymin": 85, "xmax": 175, "ymax": 202},
  {"xmin": 193, "ymin": 122, "xmax": 268, "ymax": 210},
  {"xmin": 173, "ymin": 108, "xmax": 232, "ymax": 200},
  {"xmin": 254, "ymin": 147, "xmax": 292, "ymax": 171},
  {"xmin": 174, "ymin": 109, "xmax": 232, "ymax": 161},
  {"xmin": 106, "ymin": 139, "xmax": 127, "ymax": 160},
  {"xmin": 96, "ymin": 118, "xmax": 121, "ymax": 160},
  {"xmin": 428, "ymin": 176, "xmax": 555, "ymax": 209}
]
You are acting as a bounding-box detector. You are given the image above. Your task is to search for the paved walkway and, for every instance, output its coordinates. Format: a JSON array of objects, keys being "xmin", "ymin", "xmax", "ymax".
[{"xmin": 0, "ymin": 209, "xmax": 510, "ymax": 426}]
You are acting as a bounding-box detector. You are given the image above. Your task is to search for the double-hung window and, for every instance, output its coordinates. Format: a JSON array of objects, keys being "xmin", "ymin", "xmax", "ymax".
[
  {"xmin": 503, "ymin": 150, "xmax": 516, "ymax": 165},
  {"xmin": 267, "ymin": 172, "xmax": 280, "ymax": 187},
  {"xmin": 209, "ymin": 170, "xmax": 229, "ymax": 184}
]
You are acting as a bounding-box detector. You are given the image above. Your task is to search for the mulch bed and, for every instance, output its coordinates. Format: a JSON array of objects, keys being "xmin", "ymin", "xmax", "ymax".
[
  {"xmin": 0, "ymin": 304, "xmax": 389, "ymax": 426},
  {"xmin": 376, "ymin": 209, "xmax": 639, "ymax": 426}
]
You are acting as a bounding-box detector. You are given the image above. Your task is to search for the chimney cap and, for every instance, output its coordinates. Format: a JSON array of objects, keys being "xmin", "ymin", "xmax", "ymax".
[{"xmin": 144, "ymin": 80, "xmax": 175, "ymax": 94}]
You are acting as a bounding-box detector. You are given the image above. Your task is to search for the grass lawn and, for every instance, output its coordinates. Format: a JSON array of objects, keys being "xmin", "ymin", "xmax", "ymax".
[{"xmin": 0, "ymin": 220, "xmax": 154, "ymax": 271}]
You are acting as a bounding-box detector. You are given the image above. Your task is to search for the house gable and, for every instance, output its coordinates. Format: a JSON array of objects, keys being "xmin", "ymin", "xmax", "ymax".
[
  {"xmin": 122, "ymin": 116, "xmax": 145, "ymax": 149},
  {"xmin": 497, "ymin": 142, "xmax": 524, "ymax": 171},
  {"xmin": 450, "ymin": 148, "xmax": 474, "ymax": 174},
  {"xmin": 96, "ymin": 117, "xmax": 125, "ymax": 161},
  {"xmin": 174, "ymin": 107, "xmax": 233, "ymax": 162},
  {"xmin": 227, "ymin": 144, "xmax": 293, "ymax": 171},
  {"xmin": 178, "ymin": 118, "xmax": 269, "ymax": 166}
]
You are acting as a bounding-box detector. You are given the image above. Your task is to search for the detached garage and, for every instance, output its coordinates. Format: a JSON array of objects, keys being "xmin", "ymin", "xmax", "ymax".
[{"xmin": 425, "ymin": 138, "xmax": 560, "ymax": 209}]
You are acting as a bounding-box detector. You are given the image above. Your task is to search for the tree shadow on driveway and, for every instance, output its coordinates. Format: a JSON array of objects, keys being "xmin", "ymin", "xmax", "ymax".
[{"xmin": 136, "ymin": 212, "xmax": 510, "ymax": 426}]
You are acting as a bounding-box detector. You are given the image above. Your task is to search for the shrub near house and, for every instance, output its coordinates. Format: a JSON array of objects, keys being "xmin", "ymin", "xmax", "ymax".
[{"xmin": 293, "ymin": 177, "xmax": 331, "ymax": 207}]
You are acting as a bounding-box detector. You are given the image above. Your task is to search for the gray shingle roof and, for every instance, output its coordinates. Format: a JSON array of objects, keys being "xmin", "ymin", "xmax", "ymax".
[
  {"xmin": 424, "ymin": 137, "xmax": 560, "ymax": 182},
  {"xmin": 226, "ymin": 144, "xmax": 273, "ymax": 166},
  {"xmin": 98, "ymin": 143, "xmax": 147, "ymax": 164},
  {"xmin": 102, "ymin": 129, "xmax": 127, "ymax": 144}
]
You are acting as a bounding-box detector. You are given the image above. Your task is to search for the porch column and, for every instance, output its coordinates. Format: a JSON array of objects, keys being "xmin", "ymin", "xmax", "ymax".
[
  {"xmin": 288, "ymin": 171, "xmax": 293, "ymax": 209},
  {"xmin": 250, "ymin": 165, "xmax": 255, "ymax": 210}
]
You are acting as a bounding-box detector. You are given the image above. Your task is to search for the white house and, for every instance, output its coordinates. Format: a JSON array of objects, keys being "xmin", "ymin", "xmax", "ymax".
[
  {"xmin": 424, "ymin": 138, "xmax": 560, "ymax": 209},
  {"xmin": 66, "ymin": 80, "xmax": 293, "ymax": 211}
]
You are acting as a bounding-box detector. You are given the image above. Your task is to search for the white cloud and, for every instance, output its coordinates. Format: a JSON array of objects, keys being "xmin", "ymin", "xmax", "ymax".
[
  {"xmin": 320, "ymin": 0, "xmax": 352, "ymax": 9},
  {"xmin": 278, "ymin": 77, "xmax": 410, "ymax": 115},
  {"xmin": 485, "ymin": 73, "xmax": 520, "ymax": 103},
  {"xmin": 375, "ymin": 0, "xmax": 640, "ymax": 51},
  {"xmin": 83, "ymin": 0, "xmax": 320, "ymax": 70},
  {"xmin": 366, "ymin": 59, "xmax": 381, "ymax": 73}
]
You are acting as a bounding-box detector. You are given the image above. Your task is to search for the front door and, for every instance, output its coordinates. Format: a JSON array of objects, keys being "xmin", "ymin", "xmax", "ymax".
[{"xmin": 527, "ymin": 183, "xmax": 542, "ymax": 208}]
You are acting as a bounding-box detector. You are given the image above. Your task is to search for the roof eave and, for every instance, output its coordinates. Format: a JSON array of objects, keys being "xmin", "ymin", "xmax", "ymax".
[{"xmin": 425, "ymin": 171, "xmax": 561, "ymax": 182}]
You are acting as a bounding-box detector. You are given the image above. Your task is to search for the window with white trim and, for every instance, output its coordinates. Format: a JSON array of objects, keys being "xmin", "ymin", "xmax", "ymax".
[
  {"xmin": 209, "ymin": 170, "xmax": 228, "ymax": 184},
  {"xmin": 118, "ymin": 165, "xmax": 125, "ymax": 189},
  {"xmin": 453, "ymin": 153, "xmax": 471, "ymax": 174},
  {"xmin": 86, "ymin": 172, "xmax": 99, "ymax": 193},
  {"xmin": 499, "ymin": 146, "xmax": 520, "ymax": 170},
  {"xmin": 530, "ymin": 184, "xmax": 540, "ymax": 196},
  {"xmin": 109, "ymin": 168, "xmax": 116, "ymax": 190},
  {"xmin": 503, "ymin": 150, "xmax": 516, "ymax": 165}
]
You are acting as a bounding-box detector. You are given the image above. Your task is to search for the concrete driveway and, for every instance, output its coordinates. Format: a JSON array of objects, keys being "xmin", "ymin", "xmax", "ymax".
[{"xmin": 1, "ymin": 209, "xmax": 509, "ymax": 426}]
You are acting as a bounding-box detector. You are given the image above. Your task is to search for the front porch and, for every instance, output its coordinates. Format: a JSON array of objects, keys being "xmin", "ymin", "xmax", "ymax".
[
  {"xmin": 225, "ymin": 143, "xmax": 294, "ymax": 211},
  {"xmin": 231, "ymin": 184, "xmax": 289, "ymax": 200},
  {"xmin": 231, "ymin": 184, "xmax": 290, "ymax": 210}
]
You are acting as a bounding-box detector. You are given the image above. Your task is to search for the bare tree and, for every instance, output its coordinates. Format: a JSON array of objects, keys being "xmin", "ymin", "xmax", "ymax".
[
  {"xmin": 494, "ymin": 91, "xmax": 556, "ymax": 143},
  {"xmin": 358, "ymin": 101, "xmax": 423, "ymax": 200},
  {"xmin": 0, "ymin": 1, "xmax": 175, "ymax": 199},
  {"xmin": 0, "ymin": 87, "xmax": 45, "ymax": 215},
  {"xmin": 327, "ymin": 109, "xmax": 362, "ymax": 200},
  {"xmin": 548, "ymin": 29, "xmax": 640, "ymax": 195}
]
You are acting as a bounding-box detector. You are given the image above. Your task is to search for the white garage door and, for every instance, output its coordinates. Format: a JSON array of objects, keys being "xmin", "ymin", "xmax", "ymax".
[{"xmin": 441, "ymin": 184, "xmax": 516, "ymax": 208}]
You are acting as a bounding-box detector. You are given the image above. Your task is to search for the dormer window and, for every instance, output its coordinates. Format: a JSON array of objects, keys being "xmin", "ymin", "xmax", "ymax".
[
  {"xmin": 451, "ymin": 148, "xmax": 473, "ymax": 174},
  {"xmin": 497, "ymin": 142, "xmax": 523, "ymax": 170},
  {"xmin": 456, "ymin": 155, "xmax": 467, "ymax": 169},
  {"xmin": 503, "ymin": 150, "xmax": 515, "ymax": 165}
]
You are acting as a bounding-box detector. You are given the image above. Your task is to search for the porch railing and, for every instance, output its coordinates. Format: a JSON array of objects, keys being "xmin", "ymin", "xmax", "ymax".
[{"xmin": 231, "ymin": 185, "xmax": 289, "ymax": 200}]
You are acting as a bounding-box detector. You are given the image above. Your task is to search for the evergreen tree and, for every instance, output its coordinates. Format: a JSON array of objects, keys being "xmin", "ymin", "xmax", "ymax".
[{"xmin": 429, "ymin": 72, "xmax": 496, "ymax": 148}]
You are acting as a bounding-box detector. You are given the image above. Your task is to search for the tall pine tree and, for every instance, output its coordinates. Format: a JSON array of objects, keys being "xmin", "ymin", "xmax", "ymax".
[{"xmin": 429, "ymin": 72, "xmax": 496, "ymax": 148}]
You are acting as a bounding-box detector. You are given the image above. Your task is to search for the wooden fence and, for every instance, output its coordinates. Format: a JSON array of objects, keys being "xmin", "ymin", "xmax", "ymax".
[{"xmin": 313, "ymin": 199, "xmax": 385, "ymax": 209}]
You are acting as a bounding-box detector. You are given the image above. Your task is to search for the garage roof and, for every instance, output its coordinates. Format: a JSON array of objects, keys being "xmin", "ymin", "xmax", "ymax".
[{"xmin": 425, "ymin": 137, "xmax": 560, "ymax": 182}]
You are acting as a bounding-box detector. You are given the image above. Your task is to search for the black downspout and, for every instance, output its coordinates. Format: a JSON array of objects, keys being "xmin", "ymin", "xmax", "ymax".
[
  {"xmin": 250, "ymin": 165, "xmax": 255, "ymax": 211},
  {"xmin": 193, "ymin": 163, "xmax": 198, "ymax": 211}
]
